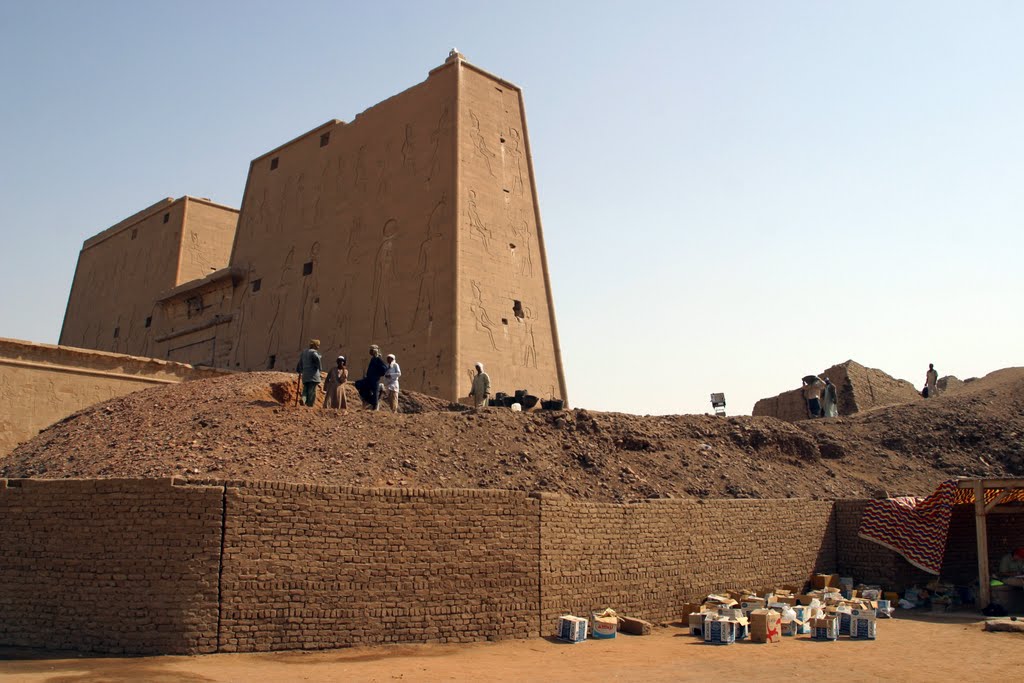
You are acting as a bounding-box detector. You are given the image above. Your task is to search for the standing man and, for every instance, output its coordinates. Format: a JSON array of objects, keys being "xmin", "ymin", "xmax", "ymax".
[
  {"xmin": 322, "ymin": 355, "xmax": 348, "ymax": 411},
  {"xmin": 470, "ymin": 362, "xmax": 491, "ymax": 409},
  {"xmin": 383, "ymin": 353, "xmax": 402, "ymax": 413},
  {"xmin": 822, "ymin": 377, "xmax": 839, "ymax": 417},
  {"xmin": 355, "ymin": 345, "xmax": 388, "ymax": 410},
  {"xmin": 801, "ymin": 376, "xmax": 825, "ymax": 418},
  {"xmin": 925, "ymin": 363, "xmax": 938, "ymax": 398},
  {"xmin": 296, "ymin": 339, "xmax": 323, "ymax": 407}
]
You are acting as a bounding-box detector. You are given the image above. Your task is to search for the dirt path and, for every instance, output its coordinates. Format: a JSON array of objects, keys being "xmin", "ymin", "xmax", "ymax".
[{"xmin": 2, "ymin": 616, "xmax": 1021, "ymax": 682}]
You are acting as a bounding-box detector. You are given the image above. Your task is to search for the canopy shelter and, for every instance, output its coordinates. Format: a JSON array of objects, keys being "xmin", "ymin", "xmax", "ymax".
[
  {"xmin": 859, "ymin": 478, "xmax": 1024, "ymax": 607},
  {"xmin": 957, "ymin": 478, "xmax": 1024, "ymax": 607}
]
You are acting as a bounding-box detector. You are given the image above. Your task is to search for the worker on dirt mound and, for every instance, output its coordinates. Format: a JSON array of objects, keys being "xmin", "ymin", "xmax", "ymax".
[
  {"xmin": 801, "ymin": 375, "xmax": 825, "ymax": 418},
  {"xmin": 382, "ymin": 354, "xmax": 402, "ymax": 413},
  {"xmin": 323, "ymin": 355, "xmax": 348, "ymax": 411},
  {"xmin": 822, "ymin": 377, "xmax": 838, "ymax": 417},
  {"xmin": 925, "ymin": 363, "xmax": 938, "ymax": 398},
  {"xmin": 355, "ymin": 345, "xmax": 388, "ymax": 410},
  {"xmin": 470, "ymin": 362, "xmax": 491, "ymax": 409},
  {"xmin": 296, "ymin": 339, "xmax": 323, "ymax": 407}
]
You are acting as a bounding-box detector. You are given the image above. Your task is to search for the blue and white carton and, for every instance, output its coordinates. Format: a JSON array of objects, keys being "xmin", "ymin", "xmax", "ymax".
[{"xmin": 558, "ymin": 615, "xmax": 588, "ymax": 643}]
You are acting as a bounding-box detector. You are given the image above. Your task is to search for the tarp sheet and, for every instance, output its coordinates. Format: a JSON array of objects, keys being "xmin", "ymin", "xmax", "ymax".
[{"xmin": 858, "ymin": 479, "xmax": 1024, "ymax": 575}]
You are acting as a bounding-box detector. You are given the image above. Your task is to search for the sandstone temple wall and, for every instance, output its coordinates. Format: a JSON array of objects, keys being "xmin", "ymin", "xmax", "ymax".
[{"xmin": 0, "ymin": 339, "xmax": 228, "ymax": 456}]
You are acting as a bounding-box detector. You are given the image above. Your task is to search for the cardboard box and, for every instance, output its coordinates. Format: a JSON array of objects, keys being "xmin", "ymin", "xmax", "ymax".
[
  {"xmin": 780, "ymin": 618, "xmax": 804, "ymax": 637},
  {"xmin": 749, "ymin": 609, "xmax": 782, "ymax": 644},
  {"xmin": 811, "ymin": 615, "xmax": 839, "ymax": 641},
  {"xmin": 689, "ymin": 612, "xmax": 707, "ymax": 637},
  {"xmin": 838, "ymin": 610, "xmax": 853, "ymax": 636},
  {"xmin": 682, "ymin": 602, "xmax": 702, "ymax": 618},
  {"xmin": 884, "ymin": 591, "xmax": 900, "ymax": 604},
  {"xmin": 849, "ymin": 608, "xmax": 877, "ymax": 640},
  {"xmin": 740, "ymin": 598, "xmax": 766, "ymax": 615},
  {"xmin": 797, "ymin": 594, "xmax": 816, "ymax": 606},
  {"xmin": 591, "ymin": 613, "xmax": 617, "ymax": 639},
  {"xmin": 558, "ymin": 615, "xmax": 588, "ymax": 643},
  {"xmin": 704, "ymin": 616, "xmax": 737, "ymax": 645},
  {"xmin": 811, "ymin": 574, "xmax": 839, "ymax": 590}
]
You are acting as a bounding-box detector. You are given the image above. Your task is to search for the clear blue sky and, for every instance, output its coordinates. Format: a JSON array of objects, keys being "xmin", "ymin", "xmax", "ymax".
[{"xmin": 1, "ymin": 1, "xmax": 1021, "ymax": 415}]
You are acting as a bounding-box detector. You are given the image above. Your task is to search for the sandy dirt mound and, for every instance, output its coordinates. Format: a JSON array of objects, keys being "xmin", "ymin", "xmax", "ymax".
[{"xmin": 3, "ymin": 369, "xmax": 1022, "ymax": 502}]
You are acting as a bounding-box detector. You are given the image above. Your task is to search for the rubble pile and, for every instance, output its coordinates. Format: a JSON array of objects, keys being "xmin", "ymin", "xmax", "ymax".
[{"xmin": 3, "ymin": 367, "xmax": 1023, "ymax": 502}]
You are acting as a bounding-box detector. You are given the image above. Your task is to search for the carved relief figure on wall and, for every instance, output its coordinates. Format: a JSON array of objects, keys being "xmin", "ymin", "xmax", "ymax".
[
  {"xmin": 401, "ymin": 123, "xmax": 417, "ymax": 173},
  {"xmin": 298, "ymin": 242, "xmax": 320, "ymax": 349},
  {"xmin": 467, "ymin": 189, "xmax": 493, "ymax": 253},
  {"xmin": 510, "ymin": 208, "xmax": 535, "ymax": 277},
  {"xmin": 470, "ymin": 111, "xmax": 497, "ymax": 178},
  {"xmin": 372, "ymin": 219, "xmax": 400, "ymax": 339},
  {"xmin": 266, "ymin": 246, "xmax": 295, "ymax": 363},
  {"xmin": 428, "ymin": 106, "xmax": 451, "ymax": 183},
  {"xmin": 505, "ymin": 127, "xmax": 526, "ymax": 196},
  {"xmin": 470, "ymin": 279, "xmax": 500, "ymax": 351},
  {"xmin": 409, "ymin": 193, "xmax": 447, "ymax": 336}
]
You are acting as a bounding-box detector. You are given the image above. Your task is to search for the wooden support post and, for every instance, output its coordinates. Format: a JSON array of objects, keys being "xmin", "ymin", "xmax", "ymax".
[{"xmin": 974, "ymin": 481, "xmax": 991, "ymax": 608}]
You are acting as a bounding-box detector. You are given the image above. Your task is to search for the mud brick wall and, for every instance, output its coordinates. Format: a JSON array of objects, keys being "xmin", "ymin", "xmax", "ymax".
[
  {"xmin": 538, "ymin": 496, "xmax": 837, "ymax": 627},
  {"xmin": 217, "ymin": 483, "xmax": 541, "ymax": 652},
  {"xmin": 0, "ymin": 478, "xmax": 222, "ymax": 654}
]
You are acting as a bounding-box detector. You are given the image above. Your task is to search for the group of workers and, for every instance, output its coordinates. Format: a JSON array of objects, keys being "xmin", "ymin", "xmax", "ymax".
[
  {"xmin": 800, "ymin": 363, "xmax": 942, "ymax": 419},
  {"xmin": 295, "ymin": 340, "xmax": 401, "ymax": 411},
  {"xmin": 294, "ymin": 339, "xmax": 494, "ymax": 412}
]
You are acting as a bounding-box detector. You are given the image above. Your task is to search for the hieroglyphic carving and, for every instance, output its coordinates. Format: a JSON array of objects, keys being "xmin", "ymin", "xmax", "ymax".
[
  {"xmin": 401, "ymin": 124, "xmax": 416, "ymax": 173},
  {"xmin": 470, "ymin": 279, "xmax": 500, "ymax": 351},
  {"xmin": 409, "ymin": 193, "xmax": 447, "ymax": 335},
  {"xmin": 428, "ymin": 106, "xmax": 450, "ymax": 182},
  {"xmin": 522, "ymin": 306, "xmax": 538, "ymax": 369},
  {"xmin": 469, "ymin": 111, "xmax": 497, "ymax": 178},
  {"xmin": 467, "ymin": 189, "xmax": 493, "ymax": 253},
  {"xmin": 371, "ymin": 219, "xmax": 399, "ymax": 338},
  {"xmin": 504, "ymin": 127, "xmax": 526, "ymax": 196},
  {"xmin": 298, "ymin": 242, "xmax": 320, "ymax": 348},
  {"xmin": 266, "ymin": 247, "xmax": 295, "ymax": 361},
  {"xmin": 510, "ymin": 208, "xmax": 535, "ymax": 277}
]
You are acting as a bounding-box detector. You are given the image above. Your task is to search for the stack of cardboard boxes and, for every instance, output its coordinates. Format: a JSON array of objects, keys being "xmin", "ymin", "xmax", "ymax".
[{"xmin": 684, "ymin": 577, "xmax": 885, "ymax": 644}]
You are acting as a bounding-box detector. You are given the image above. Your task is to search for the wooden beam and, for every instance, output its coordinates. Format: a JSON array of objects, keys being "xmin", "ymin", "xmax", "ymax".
[
  {"xmin": 974, "ymin": 481, "xmax": 991, "ymax": 608},
  {"xmin": 989, "ymin": 505, "xmax": 1024, "ymax": 514},
  {"xmin": 985, "ymin": 490, "xmax": 1014, "ymax": 514},
  {"xmin": 957, "ymin": 478, "xmax": 1024, "ymax": 490}
]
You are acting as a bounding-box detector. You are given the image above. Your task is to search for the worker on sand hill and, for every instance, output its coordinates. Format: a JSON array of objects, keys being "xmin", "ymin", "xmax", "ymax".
[
  {"xmin": 470, "ymin": 362, "xmax": 491, "ymax": 409},
  {"xmin": 296, "ymin": 339, "xmax": 323, "ymax": 407},
  {"xmin": 322, "ymin": 355, "xmax": 348, "ymax": 411},
  {"xmin": 925, "ymin": 363, "xmax": 938, "ymax": 398},
  {"xmin": 382, "ymin": 354, "xmax": 402, "ymax": 413},
  {"xmin": 801, "ymin": 376, "xmax": 825, "ymax": 418},
  {"xmin": 822, "ymin": 377, "xmax": 838, "ymax": 418},
  {"xmin": 355, "ymin": 345, "xmax": 388, "ymax": 410}
]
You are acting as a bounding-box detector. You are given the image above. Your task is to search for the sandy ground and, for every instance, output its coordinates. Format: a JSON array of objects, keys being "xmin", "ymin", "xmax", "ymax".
[{"xmin": 2, "ymin": 615, "xmax": 1022, "ymax": 683}]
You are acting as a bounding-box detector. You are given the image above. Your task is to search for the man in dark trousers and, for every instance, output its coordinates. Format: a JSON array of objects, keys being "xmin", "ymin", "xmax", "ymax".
[
  {"xmin": 355, "ymin": 344, "xmax": 388, "ymax": 410},
  {"xmin": 296, "ymin": 339, "xmax": 323, "ymax": 407}
]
